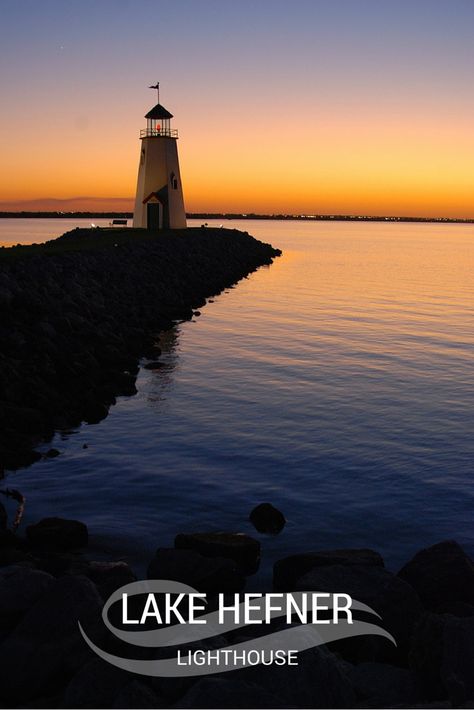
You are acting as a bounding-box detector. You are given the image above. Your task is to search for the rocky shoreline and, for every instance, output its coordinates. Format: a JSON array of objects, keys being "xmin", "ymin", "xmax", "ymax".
[
  {"xmin": 0, "ymin": 502, "xmax": 473, "ymax": 708},
  {"xmin": 0, "ymin": 226, "xmax": 281, "ymax": 471}
]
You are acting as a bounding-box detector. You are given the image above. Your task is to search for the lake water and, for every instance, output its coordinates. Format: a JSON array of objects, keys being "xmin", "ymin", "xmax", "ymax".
[{"xmin": 2, "ymin": 218, "xmax": 474, "ymax": 585}]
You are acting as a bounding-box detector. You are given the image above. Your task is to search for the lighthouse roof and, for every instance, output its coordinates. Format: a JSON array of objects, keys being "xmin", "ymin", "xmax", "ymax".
[{"xmin": 145, "ymin": 103, "xmax": 174, "ymax": 119}]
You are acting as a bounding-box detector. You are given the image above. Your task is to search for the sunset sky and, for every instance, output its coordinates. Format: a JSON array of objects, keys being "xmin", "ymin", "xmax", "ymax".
[{"xmin": 1, "ymin": 0, "xmax": 473, "ymax": 217}]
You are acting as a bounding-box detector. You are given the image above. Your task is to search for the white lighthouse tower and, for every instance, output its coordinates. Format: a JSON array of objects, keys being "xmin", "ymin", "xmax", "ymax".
[{"xmin": 133, "ymin": 83, "xmax": 186, "ymax": 230}]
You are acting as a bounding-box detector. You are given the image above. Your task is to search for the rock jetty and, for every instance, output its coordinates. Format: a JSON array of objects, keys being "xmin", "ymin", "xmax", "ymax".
[{"xmin": 0, "ymin": 226, "xmax": 281, "ymax": 470}]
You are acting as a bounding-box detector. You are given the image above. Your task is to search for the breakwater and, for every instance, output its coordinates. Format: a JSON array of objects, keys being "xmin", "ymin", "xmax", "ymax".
[{"xmin": 0, "ymin": 226, "xmax": 281, "ymax": 470}]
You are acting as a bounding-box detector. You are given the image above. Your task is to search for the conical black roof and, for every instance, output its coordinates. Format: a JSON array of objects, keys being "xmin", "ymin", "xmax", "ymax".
[{"xmin": 145, "ymin": 103, "xmax": 173, "ymax": 119}]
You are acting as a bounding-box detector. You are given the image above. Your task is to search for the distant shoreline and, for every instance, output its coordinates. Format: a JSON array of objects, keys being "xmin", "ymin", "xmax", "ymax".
[{"xmin": 0, "ymin": 211, "xmax": 473, "ymax": 224}]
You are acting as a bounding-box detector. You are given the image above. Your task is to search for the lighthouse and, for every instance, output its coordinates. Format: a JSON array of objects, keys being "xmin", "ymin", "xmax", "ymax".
[{"xmin": 133, "ymin": 83, "xmax": 186, "ymax": 230}]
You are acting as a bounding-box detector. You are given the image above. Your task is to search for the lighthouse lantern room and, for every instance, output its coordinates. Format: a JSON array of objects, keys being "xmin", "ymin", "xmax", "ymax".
[{"xmin": 133, "ymin": 83, "xmax": 186, "ymax": 230}]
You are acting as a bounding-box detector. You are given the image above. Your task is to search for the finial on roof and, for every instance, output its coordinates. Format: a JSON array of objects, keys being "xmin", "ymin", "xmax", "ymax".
[{"xmin": 148, "ymin": 82, "xmax": 160, "ymax": 103}]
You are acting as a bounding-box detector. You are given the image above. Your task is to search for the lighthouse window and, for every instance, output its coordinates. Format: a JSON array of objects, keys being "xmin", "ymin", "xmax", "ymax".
[{"xmin": 170, "ymin": 172, "xmax": 178, "ymax": 190}]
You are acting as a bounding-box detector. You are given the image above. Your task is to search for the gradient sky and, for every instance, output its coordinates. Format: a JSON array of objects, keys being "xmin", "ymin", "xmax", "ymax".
[{"xmin": 0, "ymin": 0, "xmax": 473, "ymax": 217}]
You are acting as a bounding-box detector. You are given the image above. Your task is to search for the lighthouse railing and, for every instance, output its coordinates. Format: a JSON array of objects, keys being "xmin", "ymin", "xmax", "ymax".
[{"xmin": 140, "ymin": 128, "xmax": 179, "ymax": 138}]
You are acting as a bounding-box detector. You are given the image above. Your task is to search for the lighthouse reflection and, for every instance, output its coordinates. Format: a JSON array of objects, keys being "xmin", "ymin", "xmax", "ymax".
[{"xmin": 142, "ymin": 326, "xmax": 180, "ymax": 407}]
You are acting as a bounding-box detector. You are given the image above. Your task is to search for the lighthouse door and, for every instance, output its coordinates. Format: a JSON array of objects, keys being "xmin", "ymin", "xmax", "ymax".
[{"xmin": 147, "ymin": 202, "xmax": 162, "ymax": 230}]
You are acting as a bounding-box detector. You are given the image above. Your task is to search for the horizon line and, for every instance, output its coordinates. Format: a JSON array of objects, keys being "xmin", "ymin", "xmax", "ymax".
[
  {"xmin": 0, "ymin": 198, "xmax": 473, "ymax": 223},
  {"xmin": 0, "ymin": 209, "xmax": 473, "ymax": 224}
]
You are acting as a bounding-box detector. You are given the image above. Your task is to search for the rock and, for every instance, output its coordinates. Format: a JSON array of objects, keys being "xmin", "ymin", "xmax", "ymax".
[
  {"xmin": 348, "ymin": 661, "xmax": 422, "ymax": 706},
  {"xmin": 143, "ymin": 360, "xmax": 165, "ymax": 370},
  {"xmin": 274, "ymin": 548, "xmax": 384, "ymax": 591},
  {"xmin": 0, "ymin": 529, "xmax": 22, "ymax": 549},
  {"xmin": 249, "ymin": 502, "xmax": 286, "ymax": 534},
  {"xmin": 33, "ymin": 550, "xmax": 79, "ymax": 576},
  {"xmin": 18, "ymin": 692, "xmax": 64, "ymax": 708},
  {"xmin": 26, "ymin": 517, "xmax": 88, "ymax": 551},
  {"xmin": 0, "ymin": 403, "xmax": 48, "ymax": 437},
  {"xmin": 233, "ymin": 644, "xmax": 356, "ymax": 708},
  {"xmin": 151, "ymin": 671, "xmax": 196, "ymax": 705},
  {"xmin": 295, "ymin": 563, "xmax": 423, "ymax": 661},
  {"xmin": 113, "ymin": 680, "xmax": 163, "ymax": 709},
  {"xmin": 38, "ymin": 321, "xmax": 57, "ymax": 340},
  {"xmin": 110, "ymin": 371, "xmax": 137, "ymax": 397},
  {"xmin": 176, "ymin": 677, "xmax": 284, "ymax": 709},
  {"xmin": 63, "ymin": 658, "xmax": 131, "ymax": 709},
  {"xmin": 2, "ymin": 444, "xmax": 42, "ymax": 471},
  {"xmin": 83, "ymin": 401, "xmax": 109, "ymax": 424},
  {"xmin": 147, "ymin": 548, "xmax": 245, "ymax": 594},
  {"xmin": 409, "ymin": 612, "xmax": 474, "ymax": 705},
  {"xmin": 45, "ymin": 447, "xmax": 60, "ymax": 458},
  {"xmin": 0, "ymin": 529, "xmax": 34, "ymax": 567},
  {"xmin": 175, "ymin": 532, "xmax": 260, "ymax": 575},
  {"xmin": 0, "ymin": 575, "xmax": 104, "ymax": 701},
  {"xmin": 0, "ymin": 565, "xmax": 54, "ymax": 629},
  {"xmin": 71, "ymin": 560, "xmax": 137, "ymax": 600},
  {"xmin": 150, "ymin": 634, "xmax": 230, "ymax": 703},
  {"xmin": 398, "ymin": 540, "xmax": 474, "ymax": 611},
  {"xmin": 0, "ymin": 501, "xmax": 7, "ymax": 529},
  {"xmin": 143, "ymin": 345, "xmax": 162, "ymax": 359},
  {"xmin": 409, "ymin": 612, "xmax": 447, "ymax": 700},
  {"xmin": 0, "ymin": 546, "xmax": 32, "ymax": 567},
  {"xmin": 437, "ymin": 601, "xmax": 474, "ymax": 617},
  {"xmin": 440, "ymin": 615, "xmax": 474, "ymax": 704}
]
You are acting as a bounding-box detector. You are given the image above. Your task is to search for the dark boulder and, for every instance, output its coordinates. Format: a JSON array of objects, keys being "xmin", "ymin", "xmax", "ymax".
[
  {"xmin": 409, "ymin": 612, "xmax": 474, "ymax": 704},
  {"xmin": 0, "ymin": 575, "xmax": 104, "ymax": 702},
  {"xmin": 0, "ymin": 404, "xmax": 48, "ymax": 438},
  {"xmin": 109, "ymin": 371, "xmax": 138, "ymax": 397},
  {"xmin": 143, "ymin": 360, "xmax": 166, "ymax": 370},
  {"xmin": 26, "ymin": 517, "xmax": 88, "ymax": 551},
  {"xmin": 83, "ymin": 401, "xmax": 109, "ymax": 424},
  {"xmin": 0, "ymin": 529, "xmax": 32, "ymax": 567},
  {"xmin": 295, "ymin": 563, "xmax": 423, "ymax": 661},
  {"xmin": 249, "ymin": 502, "xmax": 286, "ymax": 534},
  {"xmin": 45, "ymin": 447, "xmax": 60, "ymax": 458},
  {"xmin": 147, "ymin": 547, "xmax": 245, "ymax": 594},
  {"xmin": 440, "ymin": 614, "xmax": 474, "ymax": 704},
  {"xmin": 175, "ymin": 532, "xmax": 260, "ymax": 575},
  {"xmin": 436, "ymin": 600, "xmax": 474, "ymax": 618},
  {"xmin": 231, "ymin": 645, "xmax": 356, "ymax": 709},
  {"xmin": 0, "ymin": 501, "xmax": 6, "ymax": 529},
  {"xmin": 63, "ymin": 658, "xmax": 130, "ymax": 709},
  {"xmin": 69, "ymin": 560, "xmax": 136, "ymax": 600},
  {"xmin": 398, "ymin": 540, "xmax": 474, "ymax": 611},
  {"xmin": 0, "ymin": 565, "xmax": 54, "ymax": 630},
  {"xmin": 113, "ymin": 680, "xmax": 163, "ymax": 709},
  {"xmin": 347, "ymin": 661, "xmax": 423, "ymax": 707},
  {"xmin": 274, "ymin": 548, "xmax": 384, "ymax": 591},
  {"xmin": 176, "ymin": 677, "xmax": 284, "ymax": 709}
]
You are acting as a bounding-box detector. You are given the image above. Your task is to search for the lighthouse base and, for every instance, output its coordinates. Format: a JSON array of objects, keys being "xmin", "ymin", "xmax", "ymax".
[{"xmin": 133, "ymin": 136, "xmax": 186, "ymax": 230}]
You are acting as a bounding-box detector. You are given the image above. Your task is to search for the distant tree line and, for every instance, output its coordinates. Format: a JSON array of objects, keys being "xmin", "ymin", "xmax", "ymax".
[{"xmin": 0, "ymin": 211, "xmax": 472, "ymax": 223}]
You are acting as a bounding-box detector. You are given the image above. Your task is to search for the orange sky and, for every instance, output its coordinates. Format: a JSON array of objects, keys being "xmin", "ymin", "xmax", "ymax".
[
  {"xmin": 1, "ymin": 99, "xmax": 473, "ymax": 218},
  {"xmin": 1, "ymin": 1, "xmax": 473, "ymax": 218}
]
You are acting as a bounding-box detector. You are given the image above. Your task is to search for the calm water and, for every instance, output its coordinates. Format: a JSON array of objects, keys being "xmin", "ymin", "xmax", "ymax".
[{"xmin": 2, "ymin": 218, "xmax": 474, "ymax": 584}]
